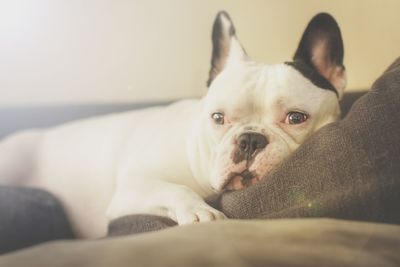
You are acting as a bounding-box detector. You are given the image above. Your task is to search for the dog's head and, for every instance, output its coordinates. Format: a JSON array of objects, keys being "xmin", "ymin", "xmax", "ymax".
[{"xmin": 189, "ymin": 11, "xmax": 346, "ymax": 192}]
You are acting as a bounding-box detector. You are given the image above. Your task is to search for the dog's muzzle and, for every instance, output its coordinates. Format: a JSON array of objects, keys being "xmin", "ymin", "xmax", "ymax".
[
  {"xmin": 222, "ymin": 132, "xmax": 268, "ymax": 191},
  {"xmin": 233, "ymin": 132, "xmax": 268, "ymax": 163}
]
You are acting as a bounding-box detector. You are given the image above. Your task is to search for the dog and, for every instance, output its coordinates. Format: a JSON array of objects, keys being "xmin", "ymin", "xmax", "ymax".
[{"xmin": 0, "ymin": 11, "xmax": 346, "ymax": 238}]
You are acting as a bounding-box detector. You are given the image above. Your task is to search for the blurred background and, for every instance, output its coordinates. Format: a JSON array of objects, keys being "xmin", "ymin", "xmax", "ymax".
[
  {"xmin": 1, "ymin": 0, "xmax": 400, "ymax": 105},
  {"xmin": 0, "ymin": 0, "xmax": 399, "ymax": 136}
]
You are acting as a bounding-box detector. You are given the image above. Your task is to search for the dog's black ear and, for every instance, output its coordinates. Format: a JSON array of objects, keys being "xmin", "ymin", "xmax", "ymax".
[
  {"xmin": 294, "ymin": 13, "xmax": 346, "ymax": 98},
  {"xmin": 207, "ymin": 11, "xmax": 247, "ymax": 87}
]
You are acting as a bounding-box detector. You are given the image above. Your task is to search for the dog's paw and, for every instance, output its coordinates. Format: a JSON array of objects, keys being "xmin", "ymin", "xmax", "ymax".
[{"xmin": 175, "ymin": 205, "xmax": 226, "ymax": 225}]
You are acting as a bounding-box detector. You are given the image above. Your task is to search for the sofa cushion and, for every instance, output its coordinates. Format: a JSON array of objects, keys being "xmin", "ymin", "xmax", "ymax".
[
  {"xmin": 1, "ymin": 219, "xmax": 400, "ymax": 267},
  {"xmin": 0, "ymin": 186, "xmax": 74, "ymax": 254}
]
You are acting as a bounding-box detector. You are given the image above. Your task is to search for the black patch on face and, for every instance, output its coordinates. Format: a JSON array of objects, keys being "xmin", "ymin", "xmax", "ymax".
[
  {"xmin": 285, "ymin": 60, "xmax": 339, "ymax": 97},
  {"xmin": 226, "ymin": 170, "xmax": 255, "ymax": 188},
  {"xmin": 241, "ymin": 170, "xmax": 254, "ymax": 181},
  {"xmin": 232, "ymin": 147, "xmax": 245, "ymax": 164}
]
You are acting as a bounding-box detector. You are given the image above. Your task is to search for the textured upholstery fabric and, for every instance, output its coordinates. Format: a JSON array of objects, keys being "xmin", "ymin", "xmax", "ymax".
[
  {"xmin": 0, "ymin": 186, "xmax": 74, "ymax": 254},
  {"xmin": 1, "ymin": 219, "xmax": 400, "ymax": 267}
]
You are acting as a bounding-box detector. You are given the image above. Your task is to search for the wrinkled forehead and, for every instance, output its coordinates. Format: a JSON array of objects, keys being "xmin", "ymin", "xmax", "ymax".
[
  {"xmin": 205, "ymin": 62, "xmax": 336, "ymax": 113},
  {"xmin": 205, "ymin": 62, "xmax": 264, "ymax": 111}
]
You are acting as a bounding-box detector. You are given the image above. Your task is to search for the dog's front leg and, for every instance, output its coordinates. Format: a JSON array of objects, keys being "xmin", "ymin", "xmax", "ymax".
[{"xmin": 106, "ymin": 178, "xmax": 226, "ymax": 225}]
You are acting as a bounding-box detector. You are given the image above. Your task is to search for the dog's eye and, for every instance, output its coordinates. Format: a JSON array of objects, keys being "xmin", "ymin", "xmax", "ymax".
[
  {"xmin": 286, "ymin": 112, "xmax": 308, "ymax": 125},
  {"xmin": 211, "ymin": 112, "xmax": 225, "ymax": 125}
]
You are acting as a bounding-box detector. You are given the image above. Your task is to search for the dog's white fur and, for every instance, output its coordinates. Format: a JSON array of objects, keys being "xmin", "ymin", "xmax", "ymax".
[{"xmin": 0, "ymin": 12, "xmax": 346, "ymax": 238}]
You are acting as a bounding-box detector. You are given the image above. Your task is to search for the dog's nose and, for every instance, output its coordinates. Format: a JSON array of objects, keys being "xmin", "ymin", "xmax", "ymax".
[{"xmin": 237, "ymin": 132, "xmax": 268, "ymax": 159}]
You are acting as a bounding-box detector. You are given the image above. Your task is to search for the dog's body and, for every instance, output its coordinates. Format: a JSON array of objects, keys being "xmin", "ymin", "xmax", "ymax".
[
  {"xmin": 1, "ymin": 100, "xmax": 207, "ymax": 238},
  {"xmin": 0, "ymin": 12, "xmax": 346, "ymax": 238}
]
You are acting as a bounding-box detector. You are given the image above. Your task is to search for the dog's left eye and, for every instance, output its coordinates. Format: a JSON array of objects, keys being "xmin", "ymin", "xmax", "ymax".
[
  {"xmin": 211, "ymin": 112, "xmax": 225, "ymax": 125},
  {"xmin": 286, "ymin": 112, "xmax": 308, "ymax": 125}
]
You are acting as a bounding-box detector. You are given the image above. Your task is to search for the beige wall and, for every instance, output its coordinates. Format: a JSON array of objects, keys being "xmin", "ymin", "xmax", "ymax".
[{"xmin": 0, "ymin": 0, "xmax": 399, "ymax": 106}]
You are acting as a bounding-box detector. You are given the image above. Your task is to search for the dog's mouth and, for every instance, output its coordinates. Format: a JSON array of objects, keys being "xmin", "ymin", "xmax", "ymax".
[{"xmin": 223, "ymin": 169, "xmax": 261, "ymax": 191}]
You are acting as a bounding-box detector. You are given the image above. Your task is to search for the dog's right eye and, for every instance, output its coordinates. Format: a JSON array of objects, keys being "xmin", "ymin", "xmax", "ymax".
[
  {"xmin": 286, "ymin": 111, "xmax": 308, "ymax": 125},
  {"xmin": 211, "ymin": 112, "xmax": 225, "ymax": 125}
]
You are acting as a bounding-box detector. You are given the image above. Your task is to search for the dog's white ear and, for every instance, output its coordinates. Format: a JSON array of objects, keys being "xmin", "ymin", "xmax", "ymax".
[
  {"xmin": 294, "ymin": 13, "xmax": 346, "ymax": 98},
  {"xmin": 207, "ymin": 11, "xmax": 247, "ymax": 87}
]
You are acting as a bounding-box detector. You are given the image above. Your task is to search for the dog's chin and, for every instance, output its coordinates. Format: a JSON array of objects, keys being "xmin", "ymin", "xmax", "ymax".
[{"xmin": 222, "ymin": 169, "xmax": 265, "ymax": 191}]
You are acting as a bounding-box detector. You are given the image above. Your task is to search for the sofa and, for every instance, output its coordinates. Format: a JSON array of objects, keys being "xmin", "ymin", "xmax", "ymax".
[{"xmin": 0, "ymin": 58, "xmax": 399, "ymax": 266}]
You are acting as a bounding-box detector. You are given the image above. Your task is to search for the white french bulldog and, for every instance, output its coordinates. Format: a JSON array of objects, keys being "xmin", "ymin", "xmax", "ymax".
[{"xmin": 0, "ymin": 11, "xmax": 346, "ymax": 238}]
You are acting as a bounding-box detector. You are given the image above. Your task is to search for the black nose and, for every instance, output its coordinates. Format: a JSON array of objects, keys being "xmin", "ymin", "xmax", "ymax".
[{"xmin": 237, "ymin": 132, "xmax": 268, "ymax": 160}]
